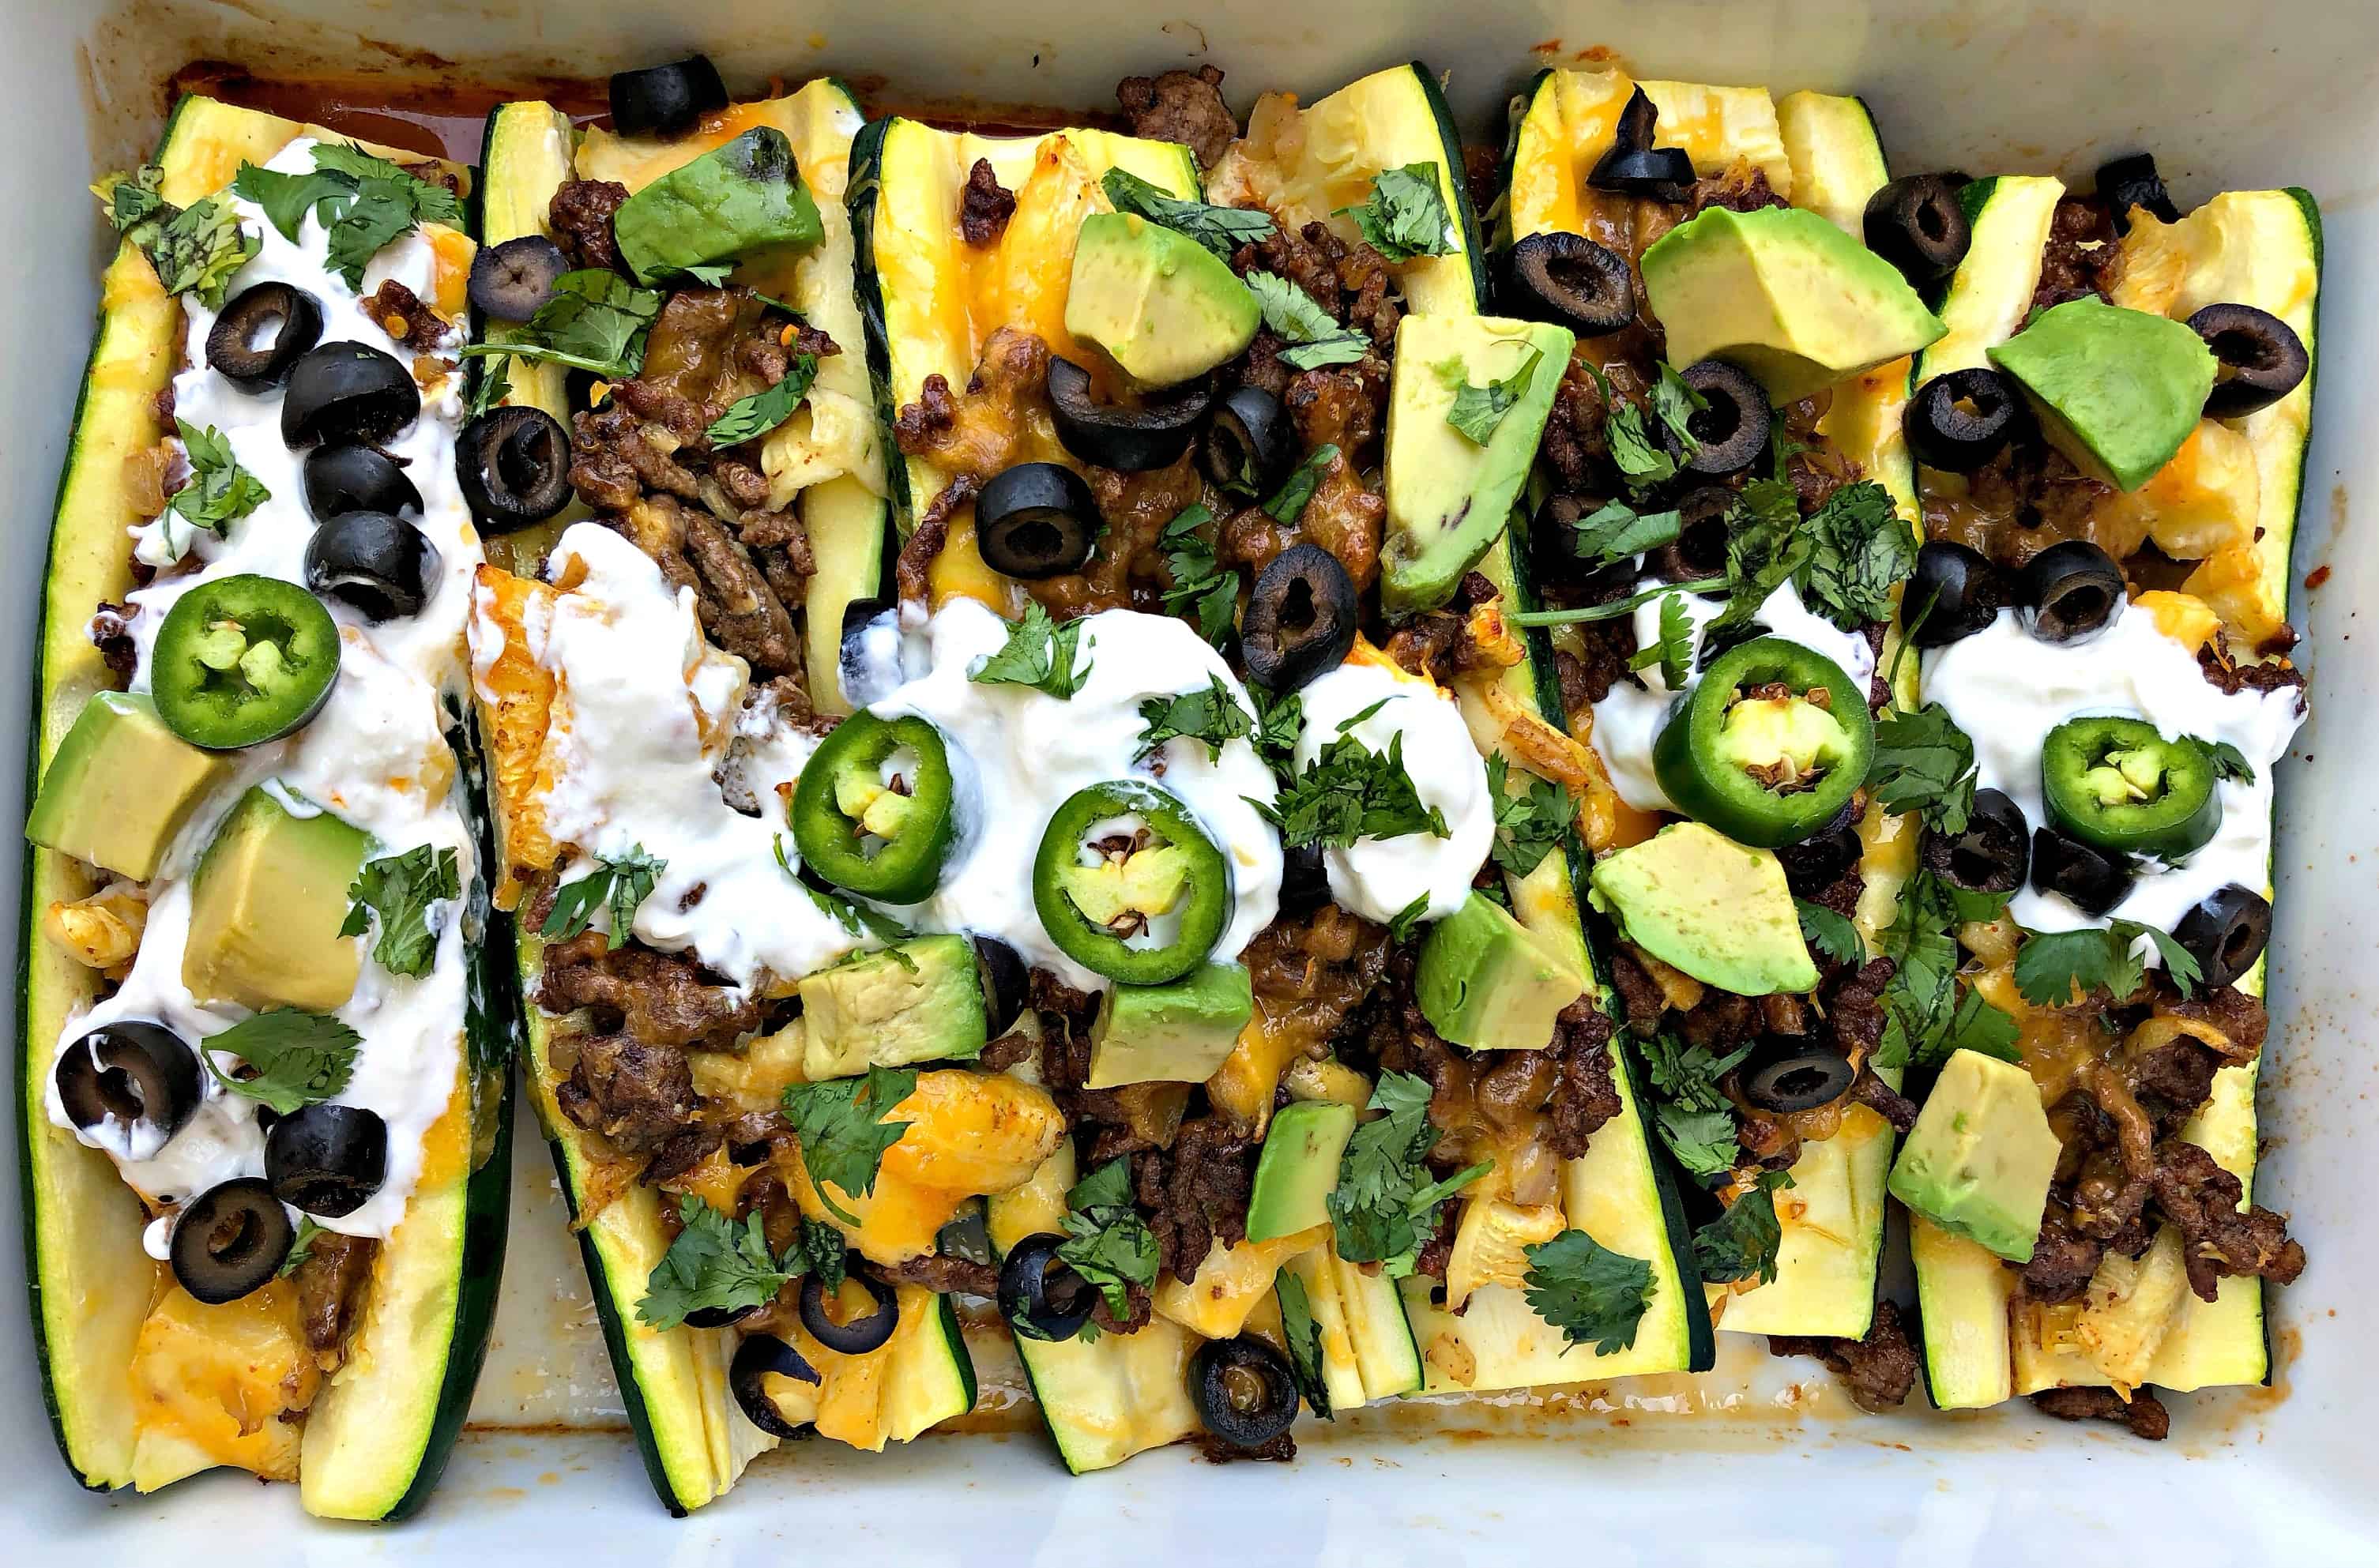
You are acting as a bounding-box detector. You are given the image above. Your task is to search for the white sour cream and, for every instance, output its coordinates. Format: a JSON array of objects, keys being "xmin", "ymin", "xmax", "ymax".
[
  {"xmin": 1289, "ymin": 662, "xmax": 1494, "ymax": 926},
  {"xmin": 47, "ymin": 138, "xmax": 478, "ymax": 1239},
  {"xmin": 1589, "ymin": 578, "xmax": 1876, "ymax": 814},
  {"xmin": 1922, "ymin": 604, "xmax": 2304, "ymax": 944}
]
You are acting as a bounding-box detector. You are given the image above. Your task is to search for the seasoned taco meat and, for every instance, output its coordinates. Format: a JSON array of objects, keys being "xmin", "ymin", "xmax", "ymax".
[{"xmin": 1116, "ymin": 64, "xmax": 1237, "ymax": 170}]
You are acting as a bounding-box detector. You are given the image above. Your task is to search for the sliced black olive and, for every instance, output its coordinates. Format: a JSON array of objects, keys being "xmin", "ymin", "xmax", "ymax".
[
  {"xmin": 975, "ymin": 463, "xmax": 1099, "ymax": 580},
  {"xmin": 798, "ymin": 1269, "xmax": 899, "ymax": 1355},
  {"xmin": 2030, "ymin": 825, "xmax": 2136, "ymax": 917},
  {"xmin": 2017, "ymin": 540, "xmax": 2127, "ymax": 645},
  {"xmin": 1503, "ymin": 232, "xmax": 1634, "ymax": 337},
  {"xmin": 1907, "ymin": 540, "xmax": 2008, "ymax": 647},
  {"xmin": 265, "ymin": 1103, "xmax": 388, "ymax": 1218},
  {"xmin": 1279, "ymin": 842, "xmax": 1331, "ymax": 917},
  {"xmin": 2096, "ymin": 152, "xmax": 2181, "ymax": 235},
  {"xmin": 53, "ymin": 1021, "xmax": 201, "ymax": 1145},
  {"xmin": 1241, "ymin": 543, "xmax": 1357, "ymax": 693},
  {"xmin": 997, "ymin": 1232, "xmax": 1097, "ymax": 1343},
  {"xmin": 1904, "ymin": 367, "xmax": 2023, "ymax": 472},
  {"xmin": 973, "ymin": 934, "xmax": 1029, "ymax": 1038},
  {"xmin": 468, "ymin": 235, "xmax": 570, "ymax": 321},
  {"xmin": 1648, "ymin": 484, "xmax": 1738, "ymax": 591},
  {"xmin": 2187, "ymin": 303, "xmax": 2309, "ymax": 419},
  {"xmin": 1922, "ymin": 788, "xmax": 2031, "ymax": 895},
  {"xmin": 935, "ymin": 1204, "xmax": 996, "ymax": 1269},
  {"xmin": 1862, "ymin": 175, "xmax": 1972, "ymax": 286},
  {"xmin": 1741, "ymin": 1048, "xmax": 1858, "ymax": 1115},
  {"xmin": 1659, "ymin": 361, "xmax": 1767, "ymax": 479},
  {"xmin": 1048, "ymin": 357, "xmax": 1211, "ymax": 472},
  {"xmin": 1202, "ymin": 385, "xmax": 1296, "ymax": 495},
  {"xmin": 728, "ymin": 1333, "xmax": 821, "ymax": 1439},
  {"xmin": 610, "ymin": 55, "xmax": 729, "ymax": 140},
  {"xmin": 303, "ymin": 443, "xmax": 423, "ymax": 522},
  {"xmin": 1588, "ymin": 87, "xmax": 1696, "ymax": 200},
  {"xmin": 1189, "ymin": 1335, "xmax": 1301, "ymax": 1447},
  {"xmin": 282, "ymin": 341, "xmax": 420, "ymax": 448},
  {"xmin": 2174, "ymin": 884, "xmax": 2272, "ymax": 991},
  {"xmin": 206, "ymin": 283, "xmax": 324, "ymax": 392},
  {"xmin": 305, "ymin": 511, "xmax": 440, "ymax": 622},
  {"xmin": 171, "ymin": 1178, "xmax": 293, "ymax": 1305},
  {"xmin": 1775, "ymin": 803, "xmax": 1861, "ymax": 897},
  {"xmin": 683, "ymin": 1303, "xmax": 762, "ymax": 1329},
  {"xmin": 457, "ymin": 406, "xmax": 573, "ymax": 532}
]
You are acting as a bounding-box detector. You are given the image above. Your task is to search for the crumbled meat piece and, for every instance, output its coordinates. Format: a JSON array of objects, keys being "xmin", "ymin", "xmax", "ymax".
[
  {"xmin": 1191, "ymin": 1429, "xmax": 1297, "ymax": 1464},
  {"xmin": 882, "ymin": 1253, "xmax": 1000, "ymax": 1295},
  {"xmin": 1537, "ymin": 354, "xmax": 1613, "ymax": 493},
  {"xmin": 1239, "ymin": 904, "xmax": 1392, "ymax": 1072},
  {"xmin": 2149, "ymin": 1138, "xmax": 2306, "ymax": 1302},
  {"xmin": 2020, "ymin": 1212, "xmax": 2106, "ymax": 1305},
  {"xmin": 152, "ymin": 381, "xmax": 177, "ymax": 427},
  {"xmin": 2030, "ymin": 197, "xmax": 2121, "ymax": 314},
  {"xmin": 1032, "ymin": 968, "xmax": 1178, "ymax": 1163},
  {"xmin": 1605, "ymin": 948, "xmax": 1667, "ymax": 1036},
  {"xmin": 1116, "ymin": 65, "xmax": 1237, "ymax": 171},
  {"xmin": 2127, "ymin": 1040, "xmax": 2223, "ymax": 1134},
  {"xmin": 1090, "ymin": 1281, "xmax": 1152, "ymax": 1337},
  {"xmin": 1334, "ymin": 235, "xmax": 1402, "ymax": 355},
  {"xmin": 1544, "ymin": 997, "xmax": 1622, "ymax": 1157},
  {"xmin": 89, "ymin": 603, "xmax": 137, "ymax": 679},
  {"xmin": 2198, "ymin": 645, "xmax": 2308, "ymax": 698},
  {"xmin": 400, "ymin": 160, "xmax": 463, "ymax": 200},
  {"xmin": 892, "ymin": 329, "xmax": 1056, "ymax": 476},
  {"xmin": 539, "ymin": 928, "xmax": 762, "ymax": 1049},
  {"xmin": 555, "ymin": 1032, "xmax": 697, "ymax": 1155},
  {"xmin": 1686, "ymin": 161, "xmax": 1786, "ymax": 216},
  {"xmin": 2032, "ymin": 1385, "xmax": 2170, "ymax": 1440},
  {"xmin": 290, "ymin": 1230, "xmax": 378, "ymax": 1355},
  {"xmin": 1930, "ymin": 440, "xmax": 2121, "ymax": 570},
  {"xmin": 958, "ymin": 157, "xmax": 1017, "ymax": 246},
  {"xmin": 1380, "ymin": 573, "xmax": 1506, "ymax": 685},
  {"xmin": 365, "ymin": 279, "xmax": 447, "ymax": 352},
  {"xmin": 1677, "ymin": 989, "xmax": 1762, "ymax": 1051},
  {"xmin": 1135, "ymin": 1116, "xmax": 1255, "ymax": 1282},
  {"xmin": 1233, "ymin": 220, "xmax": 1344, "ymax": 318},
  {"xmin": 1850, "ymin": 1066, "xmax": 1918, "ymax": 1133},
  {"xmin": 612, "ymin": 494, "xmax": 802, "ymax": 675},
  {"xmin": 977, "ymin": 1032, "xmax": 1037, "ymax": 1073},
  {"xmin": 1768, "ymin": 1299, "xmax": 1920, "ymax": 1412},
  {"xmin": 642, "ymin": 1121, "xmax": 726, "ymax": 1187},
  {"xmin": 548, "ymin": 179, "xmax": 631, "ymax": 274},
  {"xmin": 1413, "ymin": 1204, "xmax": 1459, "ymax": 1283},
  {"xmin": 1214, "ymin": 368, "xmax": 1386, "ymax": 585},
  {"xmin": 1824, "ymin": 957, "xmax": 1896, "ymax": 1062},
  {"xmin": 1762, "ymin": 991, "xmax": 1812, "ymax": 1036},
  {"xmin": 894, "ymin": 487, "xmax": 964, "ymax": 609}
]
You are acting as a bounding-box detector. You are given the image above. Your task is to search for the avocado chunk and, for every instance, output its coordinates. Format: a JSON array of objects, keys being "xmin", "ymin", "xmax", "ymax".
[
  {"xmin": 1986, "ymin": 297, "xmax": 2217, "ymax": 491},
  {"xmin": 1063, "ymin": 212, "xmax": 1259, "ymax": 387},
  {"xmin": 1887, "ymin": 1047, "xmax": 2059, "ymax": 1262},
  {"xmin": 26, "ymin": 691, "xmax": 232, "ymax": 882},
  {"xmin": 1414, "ymin": 890, "xmax": 1587, "ymax": 1051},
  {"xmin": 1640, "ymin": 205, "xmax": 1947, "ymax": 404},
  {"xmin": 1085, "ymin": 961, "xmax": 1254, "ymax": 1089},
  {"xmin": 800, "ymin": 933, "xmax": 988, "ymax": 1080},
  {"xmin": 183, "ymin": 788, "xmax": 368, "ymax": 1013},
  {"xmin": 1382, "ymin": 313, "xmax": 1575, "ymax": 616},
  {"xmin": 1587, "ymin": 822, "xmax": 1816, "ymax": 995},
  {"xmin": 1246, "ymin": 1099, "xmax": 1357, "ymax": 1243},
  {"xmin": 612, "ymin": 126, "xmax": 824, "ymax": 284}
]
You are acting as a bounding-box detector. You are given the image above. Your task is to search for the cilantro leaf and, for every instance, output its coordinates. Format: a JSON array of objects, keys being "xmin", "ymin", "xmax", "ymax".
[
  {"xmin": 2200, "ymin": 739, "xmax": 2256, "ymax": 783},
  {"xmin": 1794, "ymin": 897, "xmax": 1865, "ymax": 965},
  {"xmin": 199, "ymin": 1009, "xmax": 364, "ymax": 1115},
  {"xmin": 772, "ymin": 835, "xmax": 914, "ymax": 948},
  {"xmin": 145, "ymin": 197, "xmax": 258, "ymax": 308},
  {"xmin": 1158, "ymin": 504, "xmax": 1240, "ymax": 645},
  {"xmin": 1564, "ymin": 498, "xmax": 1682, "ymax": 569},
  {"xmin": 1795, "ymin": 479, "xmax": 1915, "ymax": 630},
  {"xmin": 166, "ymin": 419, "xmax": 270, "ymax": 546},
  {"xmin": 1738, "ymin": 475, "xmax": 1801, "ymax": 533},
  {"xmin": 798, "ymin": 1215, "xmax": 848, "ymax": 1292},
  {"xmin": 1244, "ymin": 269, "xmax": 1368, "ymax": 370},
  {"xmin": 1626, "ymin": 590, "xmax": 1693, "ymax": 690},
  {"xmin": 1639, "ymin": 1032, "xmax": 1752, "ymax": 1113},
  {"xmin": 1693, "ymin": 1171, "xmax": 1794, "ymax": 1286},
  {"xmin": 461, "ymin": 269, "xmax": 664, "ymax": 379},
  {"xmin": 279, "ymin": 1216, "xmax": 325, "ymax": 1278},
  {"xmin": 1484, "ymin": 751, "xmax": 1573, "ymax": 879},
  {"xmin": 781, "ymin": 1066, "xmax": 917, "ymax": 1226},
  {"xmin": 307, "ymin": 146, "xmax": 463, "ymax": 291},
  {"xmin": 2014, "ymin": 918, "xmax": 2203, "ymax": 1007},
  {"xmin": 969, "ymin": 600, "xmax": 1091, "ymax": 698},
  {"xmin": 1100, "ymin": 168, "xmax": 1276, "ymax": 260},
  {"xmin": 94, "ymin": 164, "xmax": 171, "ymax": 243},
  {"xmin": 1251, "ymin": 686, "xmax": 1304, "ymax": 778},
  {"xmin": 1388, "ymin": 892, "xmax": 1432, "ymax": 944},
  {"xmin": 465, "ymin": 352, "xmax": 512, "ymax": 420},
  {"xmin": 1654, "ymin": 1100, "xmax": 1742, "ymax": 1185},
  {"xmin": 1327, "ymin": 1070, "xmax": 1489, "ymax": 1275},
  {"xmin": 1706, "ymin": 495, "xmax": 1814, "ymax": 637},
  {"xmin": 1521, "ymin": 1228, "xmax": 1656, "ymax": 1355},
  {"xmin": 541, "ymin": 846, "xmax": 665, "ymax": 949},
  {"xmin": 1274, "ymin": 1267, "xmax": 1332, "ymax": 1418},
  {"xmin": 707, "ymin": 355, "xmax": 819, "ymax": 446},
  {"xmin": 1052, "ymin": 1156, "xmax": 1159, "ymax": 1322},
  {"xmin": 231, "ymin": 162, "xmax": 356, "ymax": 243},
  {"xmin": 1440, "ymin": 347, "xmax": 1543, "ymax": 445},
  {"xmin": 638, "ymin": 1194, "xmax": 806, "ymax": 1330},
  {"xmin": 1263, "ymin": 442, "xmax": 1339, "ymax": 524},
  {"xmin": 1865, "ymin": 702, "xmax": 1980, "ymax": 837},
  {"xmin": 1138, "ymin": 675, "xmax": 1254, "ymax": 761},
  {"xmin": 1338, "ymin": 163, "xmax": 1454, "ymax": 262},
  {"xmin": 1605, "ymin": 401, "xmax": 1677, "ymax": 492},
  {"xmin": 340, "ymin": 843, "xmax": 460, "ymax": 979},
  {"xmin": 1258, "ymin": 722, "xmax": 1449, "ymax": 849},
  {"xmin": 1648, "ymin": 362, "xmax": 1707, "ymax": 455}
]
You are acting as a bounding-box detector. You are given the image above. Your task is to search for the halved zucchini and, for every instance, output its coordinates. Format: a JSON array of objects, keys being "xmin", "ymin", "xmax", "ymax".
[
  {"xmin": 473, "ymin": 82, "xmax": 957, "ymax": 1515},
  {"xmin": 21, "ymin": 93, "xmax": 508, "ymax": 1521}
]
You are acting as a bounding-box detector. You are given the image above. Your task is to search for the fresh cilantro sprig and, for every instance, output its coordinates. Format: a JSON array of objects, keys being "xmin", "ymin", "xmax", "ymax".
[
  {"xmin": 639, "ymin": 1194, "xmax": 805, "ymax": 1330},
  {"xmin": 1521, "ymin": 1228, "xmax": 1657, "ymax": 1354},
  {"xmin": 341, "ymin": 843, "xmax": 460, "ymax": 978},
  {"xmin": 1256, "ymin": 707, "xmax": 1448, "ymax": 849},
  {"xmin": 1138, "ymin": 675, "xmax": 1254, "ymax": 761},
  {"xmin": 199, "ymin": 1009, "xmax": 364, "ymax": 1115},
  {"xmin": 1605, "ymin": 402, "xmax": 1677, "ymax": 492},
  {"xmin": 233, "ymin": 143, "xmax": 463, "ymax": 291},
  {"xmin": 2200, "ymin": 739, "xmax": 2255, "ymax": 783},
  {"xmin": 706, "ymin": 355, "xmax": 819, "ymax": 445},
  {"xmin": 1244, "ymin": 270, "xmax": 1368, "ymax": 370},
  {"xmin": 279, "ymin": 1216, "xmax": 325, "ymax": 1278},
  {"xmin": 1100, "ymin": 168, "xmax": 1277, "ymax": 259},
  {"xmin": 1865, "ymin": 703, "xmax": 1980, "ymax": 837},
  {"xmin": 772, "ymin": 835, "xmax": 915, "ymax": 948},
  {"xmin": 1648, "ymin": 362, "xmax": 1707, "ymax": 454},
  {"xmin": 466, "ymin": 352, "xmax": 512, "ymax": 420},
  {"xmin": 1387, "ymin": 893, "xmax": 1432, "ymax": 944},
  {"xmin": 1871, "ymin": 866, "xmax": 2020, "ymax": 1071},
  {"xmin": 1263, "ymin": 442, "xmax": 1338, "ymax": 525},
  {"xmin": 1157, "ymin": 504, "xmax": 1239, "ymax": 645},
  {"xmin": 1274, "ymin": 1267, "xmax": 1332, "ymax": 1418},
  {"xmin": 1639, "ymin": 1032, "xmax": 1752, "ymax": 1186},
  {"xmin": 969, "ymin": 600, "xmax": 1091, "ymax": 698},
  {"xmin": 2014, "ymin": 919, "xmax": 2203, "ymax": 1007},
  {"xmin": 460, "ymin": 269, "xmax": 664, "ymax": 380},
  {"xmin": 1052, "ymin": 1156, "xmax": 1159, "ymax": 1322},
  {"xmin": 97, "ymin": 162, "xmax": 261, "ymax": 306},
  {"xmin": 1796, "ymin": 480, "xmax": 1915, "ymax": 630},
  {"xmin": 1251, "ymin": 686, "xmax": 1304, "ymax": 780},
  {"xmin": 1327, "ymin": 1070, "xmax": 1490, "ymax": 1275},
  {"xmin": 1338, "ymin": 163, "xmax": 1454, "ymax": 262},
  {"xmin": 1563, "ymin": 498, "xmax": 1683, "ymax": 569},
  {"xmin": 1626, "ymin": 590, "xmax": 1694, "ymax": 690},
  {"xmin": 542, "ymin": 846, "xmax": 665, "ymax": 949},
  {"xmin": 1440, "ymin": 347, "xmax": 1542, "ymax": 445},
  {"xmin": 781, "ymin": 1066, "xmax": 917, "ymax": 1226},
  {"xmin": 1485, "ymin": 752, "xmax": 1572, "ymax": 879},
  {"xmin": 164, "ymin": 419, "xmax": 270, "ymax": 551},
  {"xmin": 1693, "ymin": 1171, "xmax": 1795, "ymax": 1287},
  {"xmin": 1795, "ymin": 897, "xmax": 1865, "ymax": 965},
  {"xmin": 93, "ymin": 164, "xmax": 171, "ymax": 242}
]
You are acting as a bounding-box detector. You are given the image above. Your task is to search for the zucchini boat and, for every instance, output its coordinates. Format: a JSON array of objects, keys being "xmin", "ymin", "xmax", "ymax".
[
  {"xmin": 1900, "ymin": 161, "xmax": 2317, "ymax": 1423},
  {"xmin": 469, "ymin": 71, "xmax": 985, "ymax": 1514},
  {"xmin": 22, "ymin": 95, "xmax": 509, "ymax": 1517},
  {"xmin": 1498, "ymin": 65, "xmax": 1933, "ymax": 1370}
]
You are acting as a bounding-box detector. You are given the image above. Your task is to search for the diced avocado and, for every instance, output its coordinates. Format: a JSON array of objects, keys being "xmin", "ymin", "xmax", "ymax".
[
  {"xmin": 1382, "ymin": 313, "xmax": 1575, "ymax": 616},
  {"xmin": 1887, "ymin": 1047, "xmax": 2059, "ymax": 1263},
  {"xmin": 25, "ymin": 691, "xmax": 232, "ymax": 882},
  {"xmin": 1639, "ymin": 205, "xmax": 1947, "ymax": 404},
  {"xmin": 613, "ymin": 126, "xmax": 825, "ymax": 284},
  {"xmin": 183, "ymin": 788, "xmax": 368, "ymax": 1013},
  {"xmin": 1986, "ymin": 297, "xmax": 2217, "ymax": 491},
  {"xmin": 1084, "ymin": 961, "xmax": 1253, "ymax": 1089},
  {"xmin": 1587, "ymin": 822, "xmax": 1816, "ymax": 995},
  {"xmin": 1414, "ymin": 890, "xmax": 1586, "ymax": 1051},
  {"xmin": 1063, "ymin": 212, "xmax": 1259, "ymax": 387},
  {"xmin": 800, "ymin": 933, "xmax": 988, "ymax": 1079},
  {"xmin": 1246, "ymin": 1100, "xmax": 1357, "ymax": 1243}
]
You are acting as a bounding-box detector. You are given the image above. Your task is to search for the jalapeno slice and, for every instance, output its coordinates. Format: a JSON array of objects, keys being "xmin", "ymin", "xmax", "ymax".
[
  {"xmin": 150, "ymin": 574, "xmax": 342, "ymax": 750},
  {"xmin": 2039, "ymin": 716, "xmax": 2220, "ymax": 859},
  {"xmin": 1651, "ymin": 637, "xmax": 1876, "ymax": 849},
  {"xmin": 789, "ymin": 711, "xmax": 958, "ymax": 903},
  {"xmin": 1032, "ymin": 779, "xmax": 1232, "ymax": 984}
]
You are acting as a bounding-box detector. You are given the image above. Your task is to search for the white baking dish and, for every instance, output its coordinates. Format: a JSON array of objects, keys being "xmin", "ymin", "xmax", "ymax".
[{"xmin": 6, "ymin": 0, "xmax": 2373, "ymax": 1559}]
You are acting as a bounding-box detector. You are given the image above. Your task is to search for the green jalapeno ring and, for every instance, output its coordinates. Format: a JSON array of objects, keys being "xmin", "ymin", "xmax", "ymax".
[
  {"xmin": 789, "ymin": 709, "xmax": 960, "ymax": 903},
  {"xmin": 1032, "ymin": 778, "xmax": 1232, "ymax": 985},
  {"xmin": 2040, "ymin": 715, "xmax": 2221, "ymax": 860},
  {"xmin": 1650, "ymin": 637, "xmax": 1876, "ymax": 850},
  {"xmin": 150, "ymin": 573, "xmax": 343, "ymax": 750}
]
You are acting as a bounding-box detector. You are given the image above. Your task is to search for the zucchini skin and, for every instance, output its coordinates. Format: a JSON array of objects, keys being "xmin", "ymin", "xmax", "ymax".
[{"xmin": 845, "ymin": 116, "xmax": 911, "ymax": 533}]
